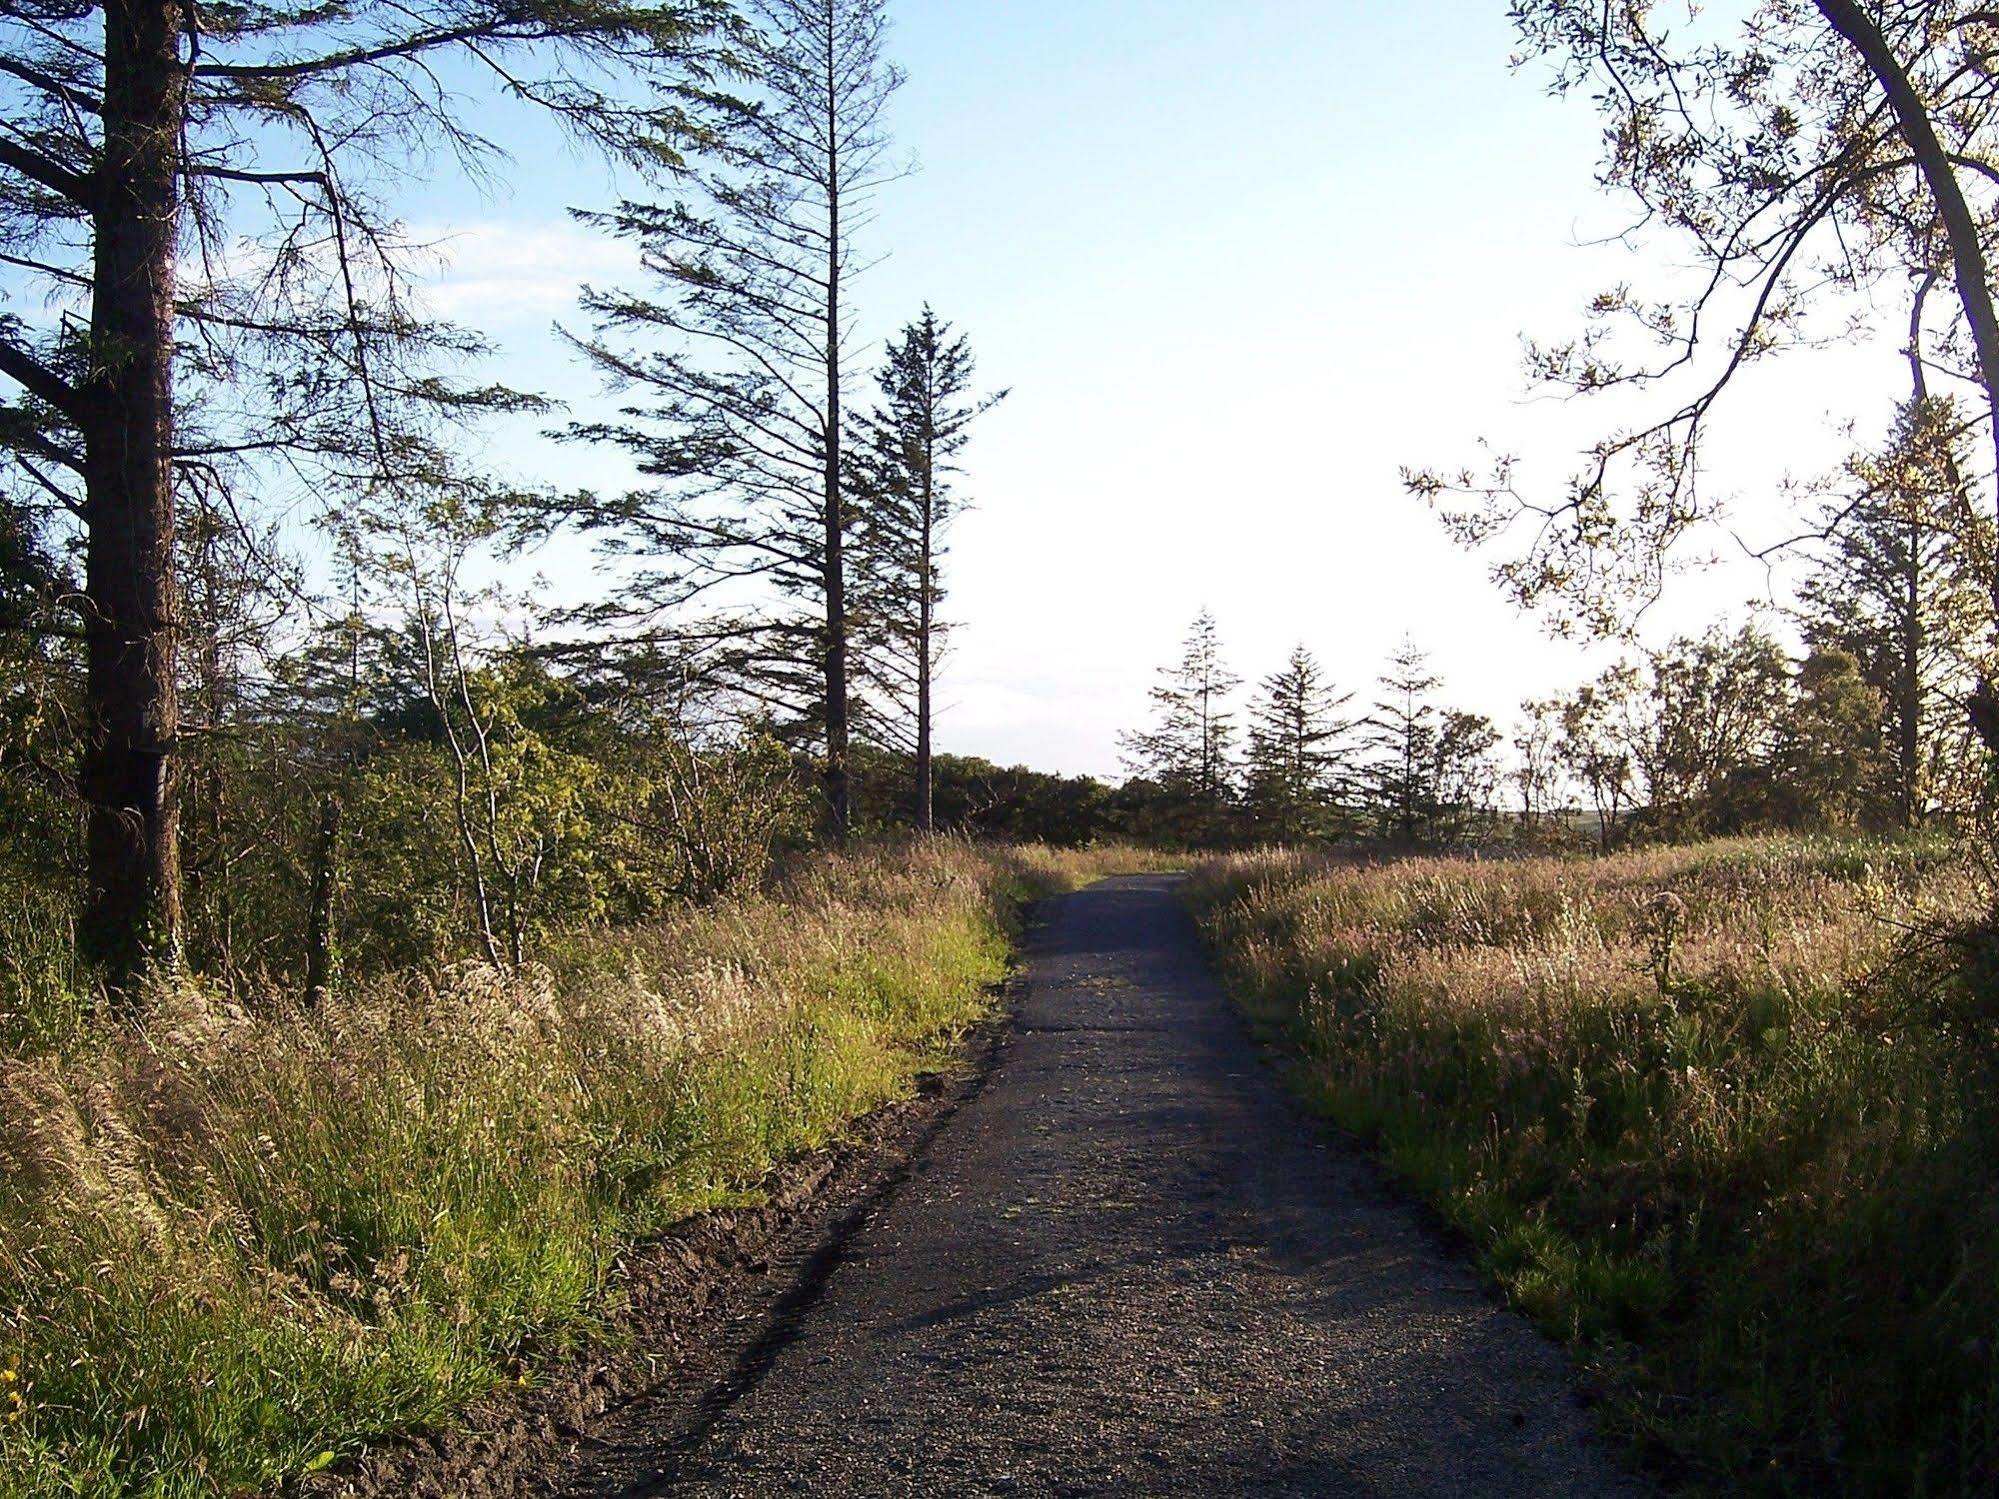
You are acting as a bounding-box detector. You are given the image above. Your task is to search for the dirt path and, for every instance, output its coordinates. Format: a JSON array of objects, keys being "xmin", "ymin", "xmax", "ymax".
[{"xmin": 555, "ymin": 875, "xmax": 1649, "ymax": 1497}]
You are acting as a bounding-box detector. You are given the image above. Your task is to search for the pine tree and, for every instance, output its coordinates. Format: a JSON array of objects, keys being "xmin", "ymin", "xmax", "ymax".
[
  {"xmin": 1770, "ymin": 648, "xmax": 1893, "ymax": 829},
  {"xmin": 1356, "ymin": 641, "xmax": 1501, "ymax": 848},
  {"xmin": 556, "ymin": 0, "xmax": 903, "ymax": 842},
  {"xmin": 1362, "ymin": 638, "xmax": 1442, "ymax": 847},
  {"xmin": 1799, "ymin": 394, "xmax": 1992, "ymax": 824},
  {"xmin": 1243, "ymin": 645, "xmax": 1352, "ymax": 843},
  {"xmin": 851, "ymin": 308, "xmax": 1006, "ymax": 831},
  {"xmin": 1120, "ymin": 610, "xmax": 1241, "ymax": 812}
]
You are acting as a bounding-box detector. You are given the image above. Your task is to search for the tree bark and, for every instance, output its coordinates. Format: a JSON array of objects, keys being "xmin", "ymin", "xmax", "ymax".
[
  {"xmin": 820, "ymin": 3, "xmax": 850, "ymax": 842},
  {"xmin": 304, "ymin": 792, "xmax": 341, "ymax": 1006},
  {"xmin": 1902, "ymin": 284, "xmax": 1934, "ymax": 828},
  {"xmin": 1903, "ymin": 519, "xmax": 1923, "ymax": 827},
  {"xmin": 79, "ymin": 0, "xmax": 187, "ymax": 995},
  {"xmin": 915, "ymin": 420, "xmax": 935, "ymax": 833}
]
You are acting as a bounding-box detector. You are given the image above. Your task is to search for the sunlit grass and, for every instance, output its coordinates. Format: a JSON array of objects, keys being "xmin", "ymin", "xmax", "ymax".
[
  {"xmin": 0, "ymin": 840, "xmax": 1143, "ymax": 1498},
  {"xmin": 1187, "ymin": 835, "xmax": 1999, "ymax": 1494},
  {"xmin": 0, "ymin": 875, "xmax": 83, "ymax": 1055}
]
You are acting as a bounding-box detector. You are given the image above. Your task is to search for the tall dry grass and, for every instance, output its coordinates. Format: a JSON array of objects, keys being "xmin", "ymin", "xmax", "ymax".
[
  {"xmin": 0, "ymin": 840, "xmax": 1136, "ymax": 1498},
  {"xmin": 1188, "ymin": 837, "xmax": 1999, "ymax": 1494}
]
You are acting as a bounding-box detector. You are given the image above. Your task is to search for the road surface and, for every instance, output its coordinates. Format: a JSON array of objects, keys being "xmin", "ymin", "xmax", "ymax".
[{"xmin": 558, "ymin": 874, "xmax": 1648, "ymax": 1497}]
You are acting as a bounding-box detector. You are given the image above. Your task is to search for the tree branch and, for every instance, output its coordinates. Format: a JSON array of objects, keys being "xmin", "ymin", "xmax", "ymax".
[
  {"xmin": 0, "ymin": 333, "xmax": 79, "ymax": 421},
  {"xmin": 0, "ymin": 135, "xmax": 90, "ymax": 203}
]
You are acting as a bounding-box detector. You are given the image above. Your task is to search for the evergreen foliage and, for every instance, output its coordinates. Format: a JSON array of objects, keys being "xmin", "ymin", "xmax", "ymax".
[{"xmin": 851, "ymin": 307, "xmax": 1006, "ymax": 828}]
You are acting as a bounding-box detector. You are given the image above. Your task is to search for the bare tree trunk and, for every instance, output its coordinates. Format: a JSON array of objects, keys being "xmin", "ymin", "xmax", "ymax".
[
  {"xmin": 1903, "ymin": 520, "xmax": 1923, "ymax": 827},
  {"xmin": 820, "ymin": 5, "xmax": 850, "ymax": 842},
  {"xmin": 304, "ymin": 793, "xmax": 341, "ymax": 1006},
  {"xmin": 915, "ymin": 441, "xmax": 935, "ymax": 833},
  {"xmin": 79, "ymin": 0, "xmax": 186, "ymax": 996},
  {"xmin": 1903, "ymin": 285, "xmax": 1935, "ymax": 829}
]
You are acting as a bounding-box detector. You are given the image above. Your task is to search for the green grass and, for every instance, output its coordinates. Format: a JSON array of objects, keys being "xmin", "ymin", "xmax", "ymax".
[
  {"xmin": 1186, "ymin": 836, "xmax": 1999, "ymax": 1495},
  {"xmin": 0, "ymin": 874, "xmax": 85, "ymax": 1055},
  {"xmin": 0, "ymin": 840, "xmax": 1123, "ymax": 1498}
]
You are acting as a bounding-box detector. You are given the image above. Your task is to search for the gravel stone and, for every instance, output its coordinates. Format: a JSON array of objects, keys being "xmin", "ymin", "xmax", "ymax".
[{"xmin": 557, "ymin": 875, "xmax": 1652, "ymax": 1498}]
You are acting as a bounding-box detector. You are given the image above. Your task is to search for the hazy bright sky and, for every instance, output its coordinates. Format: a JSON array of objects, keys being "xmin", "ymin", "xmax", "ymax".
[{"xmin": 403, "ymin": 0, "xmax": 1914, "ymax": 778}]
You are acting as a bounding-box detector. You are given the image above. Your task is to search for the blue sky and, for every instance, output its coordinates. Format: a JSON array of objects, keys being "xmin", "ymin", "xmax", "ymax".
[{"xmin": 400, "ymin": 0, "xmax": 1905, "ymax": 776}]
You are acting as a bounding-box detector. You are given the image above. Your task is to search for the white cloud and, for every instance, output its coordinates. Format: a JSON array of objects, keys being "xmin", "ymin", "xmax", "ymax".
[{"xmin": 414, "ymin": 218, "xmax": 639, "ymax": 324}]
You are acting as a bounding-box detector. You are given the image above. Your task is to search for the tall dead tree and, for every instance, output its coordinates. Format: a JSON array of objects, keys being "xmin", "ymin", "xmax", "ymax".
[
  {"xmin": 0, "ymin": 0, "xmax": 719, "ymax": 993},
  {"xmin": 557, "ymin": 0, "xmax": 904, "ymax": 842}
]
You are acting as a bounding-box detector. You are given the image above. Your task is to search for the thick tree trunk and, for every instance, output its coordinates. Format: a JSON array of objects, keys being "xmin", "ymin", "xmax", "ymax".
[
  {"xmin": 79, "ymin": 0, "xmax": 186, "ymax": 994},
  {"xmin": 304, "ymin": 792, "xmax": 341, "ymax": 1006},
  {"xmin": 820, "ymin": 9, "xmax": 850, "ymax": 842}
]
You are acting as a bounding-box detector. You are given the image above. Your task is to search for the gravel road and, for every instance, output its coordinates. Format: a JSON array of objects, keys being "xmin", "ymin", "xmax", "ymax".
[{"xmin": 558, "ymin": 875, "xmax": 1651, "ymax": 1497}]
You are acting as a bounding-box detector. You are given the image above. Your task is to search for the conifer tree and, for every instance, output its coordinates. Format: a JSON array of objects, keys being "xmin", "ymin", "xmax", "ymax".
[
  {"xmin": 1357, "ymin": 641, "xmax": 1502, "ymax": 848},
  {"xmin": 1800, "ymin": 394, "xmax": 1993, "ymax": 824},
  {"xmin": 556, "ymin": 0, "xmax": 903, "ymax": 841},
  {"xmin": 1362, "ymin": 639, "xmax": 1443, "ymax": 848},
  {"xmin": 1771, "ymin": 648, "xmax": 1894, "ymax": 829},
  {"xmin": 1243, "ymin": 644, "xmax": 1352, "ymax": 843},
  {"xmin": 0, "ymin": 0, "xmax": 719, "ymax": 989},
  {"xmin": 851, "ymin": 308, "xmax": 1006, "ymax": 831},
  {"xmin": 1120, "ymin": 610, "xmax": 1240, "ymax": 811}
]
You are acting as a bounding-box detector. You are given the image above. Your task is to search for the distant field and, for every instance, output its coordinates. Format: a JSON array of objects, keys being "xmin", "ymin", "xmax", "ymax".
[{"xmin": 1187, "ymin": 838, "xmax": 1999, "ymax": 1494}]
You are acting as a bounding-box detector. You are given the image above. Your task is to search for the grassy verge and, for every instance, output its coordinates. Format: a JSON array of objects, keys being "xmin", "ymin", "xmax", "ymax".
[
  {"xmin": 1186, "ymin": 837, "xmax": 1999, "ymax": 1494},
  {"xmin": 0, "ymin": 840, "xmax": 1146, "ymax": 1498}
]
